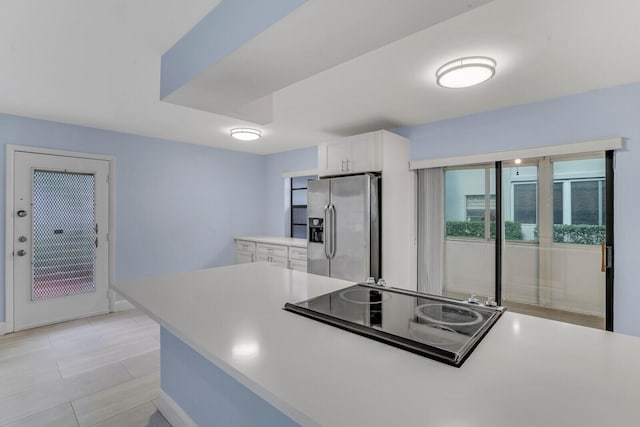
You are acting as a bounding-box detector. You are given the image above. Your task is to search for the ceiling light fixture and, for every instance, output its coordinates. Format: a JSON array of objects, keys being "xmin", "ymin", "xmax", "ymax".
[
  {"xmin": 436, "ymin": 56, "xmax": 496, "ymax": 89},
  {"xmin": 230, "ymin": 128, "xmax": 262, "ymax": 141}
]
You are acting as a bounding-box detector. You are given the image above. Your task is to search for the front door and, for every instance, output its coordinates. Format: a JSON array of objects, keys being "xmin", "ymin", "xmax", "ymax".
[{"xmin": 13, "ymin": 151, "xmax": 110, "ymax": 331}]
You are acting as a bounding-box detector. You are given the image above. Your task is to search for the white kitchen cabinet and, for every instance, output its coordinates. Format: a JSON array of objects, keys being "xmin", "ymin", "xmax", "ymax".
[
  {"xmin": 316, "ymin": 130, "xmax": 416, "ymax": 289},
  {"xmin": 317, "ymin": 130, "xmax": 382, "ymax": 176},
  {"xmin": 256, "ymin": 242, "xmax": 288, "ymax": 259},
  {"xmin": 256, "ymin": 253, "xmax": 289, "ymax": 268},
  {"xmin": 234, "ymin": 237, "xmax": 307, "ymax": 271},
  {"xmin": 289, "ymin": 259, "xmax": 307, "ymax": 272},
  {"xmin": 235, "ymin": 239, "xmax": 256, "ymax": 264},
  {"xmin": 289, "ymin": 245, "xmax": 308, "ymax": 272},
  {"xmin": 236, "ymin": 251, "xmax": 254, "ymax": 264}
]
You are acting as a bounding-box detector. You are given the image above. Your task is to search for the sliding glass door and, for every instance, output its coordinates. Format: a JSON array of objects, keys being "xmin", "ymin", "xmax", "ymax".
[
  {"xmin": 418, "ymin": 151, "xmax": 613, "ymax": 330},
  {"xmin": 500, "ymin": 155, "xmax": 607, "ymax": 329},
  {"xmin": 441, "ymin": 166, "xmax": 496, "ymax": 304}
]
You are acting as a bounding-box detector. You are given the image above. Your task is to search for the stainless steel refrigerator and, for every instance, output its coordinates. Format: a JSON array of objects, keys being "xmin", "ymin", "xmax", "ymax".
[{"xmin": 307, "ymin": 174, "xmax": 380, "ymax": 282}]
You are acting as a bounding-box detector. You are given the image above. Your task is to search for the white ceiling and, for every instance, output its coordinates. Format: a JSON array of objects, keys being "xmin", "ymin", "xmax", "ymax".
[
  {"xmin": 163, "ymin": 0, "xmax": 492, "ymax": 124},
  {"xmin": 1, "ymin": 0, "xmax": 640, "ymax": 155}
]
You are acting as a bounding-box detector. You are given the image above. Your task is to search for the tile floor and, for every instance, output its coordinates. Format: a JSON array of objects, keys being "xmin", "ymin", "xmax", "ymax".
[{"xmin": 0, "ymin": 309, "xmax": 170, "ymax": 427}]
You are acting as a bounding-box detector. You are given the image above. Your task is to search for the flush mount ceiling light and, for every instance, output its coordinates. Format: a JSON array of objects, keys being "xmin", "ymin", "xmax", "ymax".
[
  {"xmin": 230, "ymin": 128, "xmax": 262, "ymax": 141},
  {"xmin": 436, "ymin": 56, "xmax": 496, "ymax": 89}
]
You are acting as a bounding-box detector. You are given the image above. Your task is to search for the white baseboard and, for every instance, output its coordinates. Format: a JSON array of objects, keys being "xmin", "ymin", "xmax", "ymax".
[
  {"xmin": 156, "ymin": 389, "xmax": 198, "ymax": 427},
  {"xmin": 113, "ymin": 299, "xmax": 135, "ymax": 312},
  {"xmin": 0, "ymin": 322, "xmax": 6, "ymax": 336}
]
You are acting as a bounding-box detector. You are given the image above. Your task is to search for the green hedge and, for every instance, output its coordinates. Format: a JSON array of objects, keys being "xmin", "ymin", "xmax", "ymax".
[
  {"xmin": 446, "ymin": 221, "xmax": 605, "ymax": 244},
  {"xmin": 533, "ymin": 224, "xmax": 605, "ymax": 244},
  {"xmin": 446, "ymin": 221, "xmax": 523, "ymax": 240},
  {"xmin": 551, "ymin": 224, "xmax": 605, "ymax": 244}
]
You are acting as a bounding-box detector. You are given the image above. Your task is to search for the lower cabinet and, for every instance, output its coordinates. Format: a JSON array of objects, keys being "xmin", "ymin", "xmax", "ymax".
[
  {"xmin": 236, "ymin": 251, "xmax": 254, "ymax": 264},
  {"xmin": 289, "ymin": 259, "xmax": 307, "ymax": 272},
  {"xmin": 235, "ymin": 240, "xmax": 256, "ymax": 264},
  {"xmin": 256, "ymin": 253, "xmax": 288, "ymax": 268},
  {"xmin": 234, "ymin": 238, "xmax": 307, "ymax": 271}
]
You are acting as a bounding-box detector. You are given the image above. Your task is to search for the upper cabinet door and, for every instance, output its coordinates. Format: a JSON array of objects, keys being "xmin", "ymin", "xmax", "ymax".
[
  {"xmin": 346, "ymin": 132, "xmax": 382, "ymax": 173},
  {"xmin": 326, "ymin": 141, "xmax": 350, "ymax": 174},
  {"xmin": 317, "ymin": 131, "xmax": 382, "ymax": 176}
]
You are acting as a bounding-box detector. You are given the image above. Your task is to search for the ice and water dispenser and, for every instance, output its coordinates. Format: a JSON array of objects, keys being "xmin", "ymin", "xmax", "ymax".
[{"xmin": 308, "ymin": 218, "xmax": 323, "ymax": 243}]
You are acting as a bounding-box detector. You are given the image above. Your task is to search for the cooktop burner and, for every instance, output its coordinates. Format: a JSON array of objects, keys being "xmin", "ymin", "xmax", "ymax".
[
  {"xmin": 339, "ymin": 288, "xmax": 392, "ymax": 304},
  {"xmin": 415, "ymin": 303, "xmax": 483, "ymax": 327},
  {"xmin": 284, "ymin": 284, "xmax": 505, "ymax": 367}
]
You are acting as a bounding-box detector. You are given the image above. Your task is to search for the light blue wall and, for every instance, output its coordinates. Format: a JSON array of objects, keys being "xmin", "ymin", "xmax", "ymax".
[
  {"xmin": 161, "ymin": 327, "xmax": 300, "ymax": 426},
  {"xmin": 160, "ymin": 0, "xmax": 309, "ymax": 98},
  {"xmin": 263, "ymin": 146, "xmax": 317, "ymax": 236},
  {"xmin": 0, "ymin": 113, "xmax": 266, "ymax": 322},
  {"xmin": 395, "ymin": 81, "xmax": 640, "ymax": 336}
]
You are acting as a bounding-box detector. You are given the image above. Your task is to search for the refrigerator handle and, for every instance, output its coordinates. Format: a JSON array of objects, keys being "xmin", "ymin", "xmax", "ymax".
[
  {"xmin": 324, "ymin": 205, "xmax": 331, "ymax": 259},
  {"xmin": 329, "ymin": 203, "xmax": 337, "ymax": 259}
]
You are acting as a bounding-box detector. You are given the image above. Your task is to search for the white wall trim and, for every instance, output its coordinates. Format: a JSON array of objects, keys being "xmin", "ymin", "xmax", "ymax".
[
  {"xmin": 409, "ymin": 137, "xmax": 624, "ymax": 170},
  {"xmin": 4, "ymin": 148, "xmax": 15, "ymax": 333},
  {"xmin": 4, "ymin": 145, "xmax": 116, "ymax": 333},
  {"xmin": 280, "ymin": 168, "xmax": 318, "ymax": 179},
  {"xmin": 0, "ymin": 322, "xmax": 6, "ymax": 336},
  {"xmin": 156, "ymin": 389, "xmax": 198, "ymax": 427}
]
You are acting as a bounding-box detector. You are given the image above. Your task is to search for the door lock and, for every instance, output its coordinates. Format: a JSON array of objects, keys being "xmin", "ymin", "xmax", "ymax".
[
  {"xmin": 16, "ymin": 249, "xmax": 26, "ymax": 256},
  {"xmin": 17, "ymin": 210, "xmax": 27, "ymax": 218},
  {"xmin": 18, "ymin": 236, "xmax": 27, "ymax": 243}
]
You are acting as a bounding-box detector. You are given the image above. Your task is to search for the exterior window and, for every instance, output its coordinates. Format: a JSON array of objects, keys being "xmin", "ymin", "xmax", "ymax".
[
  {"xmin": 513, "ymin": 182, "xmax": 537, "ymax": 224},
  {"xmin": 290, "ymin": 175, "xmax": 316, "ymax": 239},
  {"xmin": 552, "ymin": 158, "xmax": 605, "ymax": 244},
  {"xmin": 571, "ymin": 180, "xmax": 604, "ymax": 225},
  {"xmin": 465, "ymin": 195, "xmax": 495, "ymax": 222},
  {"xmin": 503, "ymin": 165, "xmax": 538, "ymax": 241},
  {"xmin": 553, "ymin": 182, "xmax": 564, "ymax": 224},
  {"xmin": 444, "ymin": 167, "xmax": 495, "ymax": 239}
]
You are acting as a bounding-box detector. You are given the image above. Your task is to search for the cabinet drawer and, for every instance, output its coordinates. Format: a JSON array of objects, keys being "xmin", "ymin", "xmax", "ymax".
[
  {"xmin": 289, "ymin": 259, "xmax": 307, "ymax": 272},
  {"xmin": 235, "ymin": 240, "xmax": 256, "ymax": 253},
  {"xmin": 256, "ymin": 243, "xmax": 288, "ymax": 258},
  {"xmin": 289, "ymin": 246, "xmax": 307, "ymax": 261},
  {"xmin": 256, "ymin": 254, "xmax": 288, "ymax": 268}
]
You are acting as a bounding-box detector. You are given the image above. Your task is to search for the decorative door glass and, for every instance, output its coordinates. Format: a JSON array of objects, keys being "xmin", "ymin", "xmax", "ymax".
[{"xmin": 32, "ymin": 170, "xmax": 96, "ymax": 300}]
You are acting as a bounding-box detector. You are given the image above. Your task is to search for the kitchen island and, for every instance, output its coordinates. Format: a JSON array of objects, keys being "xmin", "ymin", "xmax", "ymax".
[{"xmin": 113, "ymin": 263, "xmax": 640, "ymax": 427}]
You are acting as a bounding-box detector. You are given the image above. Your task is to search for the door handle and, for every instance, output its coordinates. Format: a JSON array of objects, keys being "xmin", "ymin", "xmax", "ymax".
[
  {"xmin": 324, "ymin": 205, "xmax": 331, "ymax": 259},
  {"xmin": 16, "ymin": 249, "xmax": 26, "ymax": 256},
  {"xmin": 329, "ymin": 204, "xmax": 337, "ymax": 259},
  {"xmin": 17, "ymin": 210, "xmax": 27, "ymax": 218},
  {"xmin": 601, "ymin": 244, "xmax": 613, "ymax": 272},
  {"xmin": 341, "ymin": 160, "xmax": 346, "ymax": 172}
]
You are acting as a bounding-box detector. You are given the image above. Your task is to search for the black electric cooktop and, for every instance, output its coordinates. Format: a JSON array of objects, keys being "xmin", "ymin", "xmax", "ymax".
[{"xmin": 284, "ymin": 284, "xmax": 505, "ymax": 367}]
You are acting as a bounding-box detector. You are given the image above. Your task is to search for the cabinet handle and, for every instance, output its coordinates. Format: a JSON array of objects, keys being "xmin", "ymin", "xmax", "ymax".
[
  {"xmin": 346, "ymin": 159, "xmax": 350, "ymax": 171},
  {"xmin": 251, "ymin": 253, "xmax": 254, "ymax": 262},
  {"xmin": 341, "ymin": 160, "xmax": 346, "ymax": 172}
]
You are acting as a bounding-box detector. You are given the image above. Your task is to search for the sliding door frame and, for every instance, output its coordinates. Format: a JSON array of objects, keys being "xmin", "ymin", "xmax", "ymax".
[
  {"xmin": 605, "ymin": 150, "xmax": 615, "ymax": 331},
  {"xmin": 495, "ymin": 162, "xmax": 503, "ymax": 305}
]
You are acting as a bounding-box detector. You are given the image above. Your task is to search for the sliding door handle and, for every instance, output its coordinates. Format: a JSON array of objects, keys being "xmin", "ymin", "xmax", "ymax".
[{"xmin": 601, "ymin": 244, "xmax": 613, "ymax": 272}]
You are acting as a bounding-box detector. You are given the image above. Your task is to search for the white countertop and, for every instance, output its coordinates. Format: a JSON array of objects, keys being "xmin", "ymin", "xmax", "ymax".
[
  {"xmin": 113, "ymin": 263, "xmax": 640, "ymax": 427},
  {"xmin": 235, "ymin": 236, "xmax": 307, "ymax": 248}
]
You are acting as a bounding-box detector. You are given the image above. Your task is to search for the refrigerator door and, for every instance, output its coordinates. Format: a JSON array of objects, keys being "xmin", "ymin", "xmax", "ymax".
[
  {"xmin": 307, "ymin": 179, "xmax": 331, "ymax": 276},
  {"xmin": 330, "ymin": 175, "xmax": 372, "ymax": 282}
]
